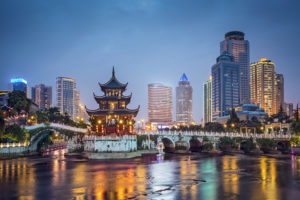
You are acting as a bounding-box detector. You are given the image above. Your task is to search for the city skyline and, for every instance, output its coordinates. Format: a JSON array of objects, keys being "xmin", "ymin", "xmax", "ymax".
[{"xmin": 1, "ymin": 0, "xmax": 300, "ymax": 122}]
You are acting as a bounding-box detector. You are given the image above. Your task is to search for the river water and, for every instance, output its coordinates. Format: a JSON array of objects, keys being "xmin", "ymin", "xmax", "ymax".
[{"xmin": 1, "ymin": 150, "xmax": 300, "ymax": 200}]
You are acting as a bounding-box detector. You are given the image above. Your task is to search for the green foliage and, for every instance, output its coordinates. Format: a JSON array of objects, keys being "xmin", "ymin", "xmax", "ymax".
[
  {"xmin": 2, "ymin": 124, "xmax": 27, "ymax": 142},
  {"xmin": 218, "ymin": 136, "xmax": 237, "ymax": 152},
  {"xmin": 256, "ymin": 138, "xmax": 277, "ymax": 153},
  {"xmin": 204, "ymin": 122, "xmax": 225, "ymax": 133},
  {"xmin": 36, "ymin": 110, "xmax": 49, "ymax": 123},
  {"xmin": 8, "ymin": 90, "xmax": 31, "ymax": 113},
  {"xmin": 202, "ymin": 143, "xmax": 213, "ymax": 151},
  {"xmin": 240, "ymin": 138, "xmax": 256, "ymax": 153},
  {"xmin": 202, "ymin": 136, "xmax": 209, "ymax": 142},
  {"xmin": 175, "ymin": 145, "xmax": 188, "ymax": 150},
  {"xmin": 290, "ymin": 136, "xmax": 300, "ymax": 146},
  {"xmin": 0, "ymin": 111, "xmax": 5, "ymax": 137},
  {"xmin": 291, "ymin": 121, "xmax": 300, "ymax": 135}
]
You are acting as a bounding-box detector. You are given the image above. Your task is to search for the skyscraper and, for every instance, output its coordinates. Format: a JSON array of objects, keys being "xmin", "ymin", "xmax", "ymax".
[
  {"xmin": 148, "ymin": 83, "xmax": 172, "ymax": 125},
  {"xmin": 203, "ymin": 76, "xmax": 212, "ymax": 125},
  {"xmin": 10, "ymin": 78, "xmax": 30, "ymax": 98},
  {"xmin": 250, "ymin": 58, "xmax": 278, "ymax": 115},
  {"xmin": 31, "ymin": 84, "xmax": 52, "ymax": 109},
  {"xmin": 56, "ymin": 77, "xmax": 77, "ymax": 120},
  {"xmin": 176, "ymin": 73, "xmax": 193, "ymax": 124},
  {"xmin": 211, "ymin": 52, "xmax": 240, "ymax": 121},
  {"xmin": 276, "ymin": 74, "xmax": 284, "ymax": 112},
  {"xmin": 220, "ymin": 31, "xmax": 250, "ymax": 104}
]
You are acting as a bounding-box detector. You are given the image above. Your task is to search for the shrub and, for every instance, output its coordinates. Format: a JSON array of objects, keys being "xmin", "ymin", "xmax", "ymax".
[
  {"xmin": 256, "ymin": 138, "xmax": 277, "ymax": 153},
  {"xmin": 218, "ymin": 137, "xmax": 237, "ymax": 152},
  {"xmin": 240, "ymin": 138, "xmax": 256, "ymax": 154},
  {"xmin": 202, "ymin": 143, "xmax": 213, "ymax": 151}
]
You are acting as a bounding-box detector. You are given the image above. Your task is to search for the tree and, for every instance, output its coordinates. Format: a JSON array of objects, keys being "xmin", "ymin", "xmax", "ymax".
[
  {"xmin": 8, "ymin": 90, "xmax": 31, "ymax": 113},
  {"xmin": 2, "ymin": 124, "xmax": 27, "ymax": 142},
  {"xmin": 291, "ymin": 121, "xmax": 300, "ymax": 135},
  {"xmin": 240, "ymin": 138, "xmax": 256, "ymax": 154},
  {"xmin": 0, "ymin": 111, "xmax": 5, "ymax": 137},
  {"xmin": 256, "ymin": 138, "xmax": 277, "ymax": 153},
  {"xmin": 226, "ymin": 109, "xmax": 240, "ymax": 132},
  {"xmin": 48, "ymin": 107, "xmax": 63, "ymax": 123},
  {"xmin": 36, "ymin": 110, "xmax": 49, "ymax": 123},
  {"xmin": 218, "ymin": 136, "xmax": 237, "ymax": 152},
  {"xmin": 204, "ymin": 122, "xmax": 224, "ymax": 132}
]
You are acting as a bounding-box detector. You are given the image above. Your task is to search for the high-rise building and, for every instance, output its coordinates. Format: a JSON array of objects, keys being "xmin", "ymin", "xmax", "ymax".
[
  {"xmin": 9, "ymin": 78, "xmax": 29, "ymax": 98},
  {"xmin": 203, "ymin": 76, "xmax": 212, "ymax": 125},
  {"xmin": 276, "ymin": 74, "xmax": 284, "ymax": 112},
  {"xmin": 220, "ymin": 31, "xmax": 250, "ymax": 104},
  {"xmin": 56, "ymin": 77, "xmax": 77, "ymax": 120},
  {"xmin": 211, "ymin": 52, "xmax": 240, "ymax": 121},
  {"xmin": 148, "ymin": 83, "xmax": 172, "ymax": 125},
  {"xmin": 284, "ymin": 103, "xmax": 293, "ymax": 118},
  {"xmin": 31, "ymin": 84, "xmax": 52, "ymax": 109},
  {"xmin": 250, "ymin": 58, "xmax": 278, "ymax": 115},
  {"xmin": 176, "ymin": 73, "xmax": 193, "ymax": 124}
]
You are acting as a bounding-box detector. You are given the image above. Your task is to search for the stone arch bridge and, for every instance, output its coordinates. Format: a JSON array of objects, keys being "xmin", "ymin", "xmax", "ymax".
[{"xmin": 137, "ymin": 131, "xmax": 291, "ymax": 152}]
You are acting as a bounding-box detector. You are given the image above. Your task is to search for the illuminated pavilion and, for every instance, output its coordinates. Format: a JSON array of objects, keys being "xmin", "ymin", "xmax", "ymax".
[{"xmin": 85, "ymin": 67, "xmax": 139, "ymax": 135}]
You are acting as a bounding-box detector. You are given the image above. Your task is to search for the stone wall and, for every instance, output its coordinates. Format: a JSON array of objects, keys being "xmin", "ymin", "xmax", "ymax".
[{"xmin": 84, "ymin": 135, "xmax": 137, "ymax": 152}]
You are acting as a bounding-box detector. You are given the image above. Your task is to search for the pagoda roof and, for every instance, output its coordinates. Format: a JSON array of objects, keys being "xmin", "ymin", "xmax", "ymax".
[
  {"xmin": 99, "ymin": 67, "xmax": 128, "ymax": 91},
  {"xmin": 93, "ymin": 93, "xmax": 132, "ymax": 103},
  {"xmin": 85, "ymin": 106, "xmax": 140, "ymax": 117}
]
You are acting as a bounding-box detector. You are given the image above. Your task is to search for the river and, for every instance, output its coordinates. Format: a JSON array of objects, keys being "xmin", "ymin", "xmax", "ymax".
[{"xmin": 0, "ymin": 150, "xmax": 300, "ymax": 200}]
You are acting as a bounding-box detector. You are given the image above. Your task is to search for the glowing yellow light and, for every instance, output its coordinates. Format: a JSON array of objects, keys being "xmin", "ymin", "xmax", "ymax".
[
  {"xmin": 98, "ymin": 120, "xmax": 102, "ymax": 124},
  {"xmin": 119, "ymin": 120, "xmax": 123, "ymax": 124},
  {"xmin": 129, "ymin": 121, "xmax": 132, "ymax": 125},
  {"xmin": 231, "ymin": 123, "xmax": 235, "ymax": 128},
  {"xmin": 224, "ymin": 124, "xmax": 227, "ymax": 128},
  {"xmin": 31, "ymin": 116, "xmax": 34, "ymax": 119}
]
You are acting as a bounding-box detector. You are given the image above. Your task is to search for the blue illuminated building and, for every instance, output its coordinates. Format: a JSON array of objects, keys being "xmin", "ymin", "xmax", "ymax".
[
  {"xmin": 211, "ymin": 51, "xmax": 240, "ymax": 121},
  {"xmin": 10, "ymin": 78, "xmax": 28, "ymax": 97}
]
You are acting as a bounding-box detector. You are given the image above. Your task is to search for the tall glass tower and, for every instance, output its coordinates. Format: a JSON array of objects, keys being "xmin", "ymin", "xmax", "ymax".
[
  {"xmin": 176, "ymin": 73, "xmax": 193, "ymax": 124},
  {"xmin": 211, "ymin": 52, "xmax": 240, "ymax": 121},
  {"xmin": 220, "ymin": 31, "xmax": 250, "ymax": 104}
]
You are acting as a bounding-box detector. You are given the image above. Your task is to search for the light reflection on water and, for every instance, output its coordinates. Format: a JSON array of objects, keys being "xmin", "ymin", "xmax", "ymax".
[{"xmin": 0, "ymin": 151, "xmax": 300, "ymax": 200}]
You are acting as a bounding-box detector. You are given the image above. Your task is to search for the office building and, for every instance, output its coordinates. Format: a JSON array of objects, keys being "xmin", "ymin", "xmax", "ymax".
[
  {"xmin": 148, "ymin": 83, "xmax": 172, "ymax": 126},
  {"xmin": 220, "ymin": 31, "xmax": 250, "ymax": 104},
  {"xmin": 203, "ymin": 76, "xmax": 212, "ymax": 125},
  {"xmin": 176, "ymin": 73, "xmax": 193, "ymax": 124},
  {"xmin": 56, "ymin": 77, "xmax": 77, "ymax": 120},
  {"xmin": 276, "ymin": 74, "xmax": 284, "ymax": 112},
  {"xmin": 31, "ymin": 84, "xmax": 52, "ymax": 109},
  {"xmin": 250, "ymin": 58, "xmax": 279, "ymax": 115},
  {"xmin": 284, "ymin": 103, "xmax": 294, "ymax": 118},
  {"xmin": 10, "ymin": 78, "xmax": 29, "ymax": 98},
  {"xmin": 211, "ymin": 51, "xmax": 240, "ymax": 121}
]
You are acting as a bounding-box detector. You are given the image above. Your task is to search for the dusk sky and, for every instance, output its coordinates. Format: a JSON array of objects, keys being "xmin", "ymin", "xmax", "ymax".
[{"xmin": 1, "ymin": 0, "xmax": 300, "ymax": 123}]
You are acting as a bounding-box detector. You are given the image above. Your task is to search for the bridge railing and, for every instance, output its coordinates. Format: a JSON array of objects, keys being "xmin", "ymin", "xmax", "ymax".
[
  {"xmin": 136, "ymin": 131, "xmax": 291, "ymax": 139},
  {"xmin": 25, "ymin": 123, "xmax": 88, "ymax": 133},
  {"xmin": 84, "ymin": 135, "xmax": 137, "ymax": 141}
]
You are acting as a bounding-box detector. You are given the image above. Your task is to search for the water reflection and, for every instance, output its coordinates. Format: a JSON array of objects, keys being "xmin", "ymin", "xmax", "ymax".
[{"xmin": 1, "ymin": 153, "xmax": 300, "ymax": 200}]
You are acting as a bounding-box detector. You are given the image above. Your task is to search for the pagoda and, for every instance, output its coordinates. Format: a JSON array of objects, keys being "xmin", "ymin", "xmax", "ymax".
[{"xmin": 85, "ymin": 67, "xmax": 139, "ymax": 135}]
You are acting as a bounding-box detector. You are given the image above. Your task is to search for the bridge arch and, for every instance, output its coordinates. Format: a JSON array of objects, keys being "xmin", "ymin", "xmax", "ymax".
[
  {"xmin": 161, "ymin": 137, "xmax": 175, "ymax": 153},
  {"xmin": 189, "ymin": 137, "xmax": 202, "ymax": 152}
]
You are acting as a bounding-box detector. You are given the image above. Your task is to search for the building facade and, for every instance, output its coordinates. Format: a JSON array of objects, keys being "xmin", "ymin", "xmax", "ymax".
[
  {"xmin": 31, "ymin": 84, "xmax": 52, "ymax": 109},
  {"xmin": 276, "ymin": 74, "xmax": 284, "ymax": 112},
  {"xmin": 176, "ymin": 73, "xmax": 193, "ymax": 124},
  {"xmin": 86, "ymin": 68, "xmax": 139, "ymax": 135},
  {"xmin": 203, "ymin": 76, "xmax": 212, "ymax": 125},
  {"xmin": 284, "ymin": 103, "xmax": 293, "ymax": 118},
  {"xmin": 148, "ymin": 83, "xmax": 172, "ymax": 125},
  {"xmin": 10, "ymin": 78, "xmax": 29, "ymax": 98},
  {"xmin": 211, "ymin": 52, "xmax": 240, "ymax": 121},
  {"xmin": 56, "ymin": 77, "xmax": 77, "ymax": 120},
  {"xmin": 220, "ymin": 31, "xmax": 250, "ymax": 104},
  {"xmin": 250, "ymin": 58, "xmax": 280, "ymax": 115}
]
